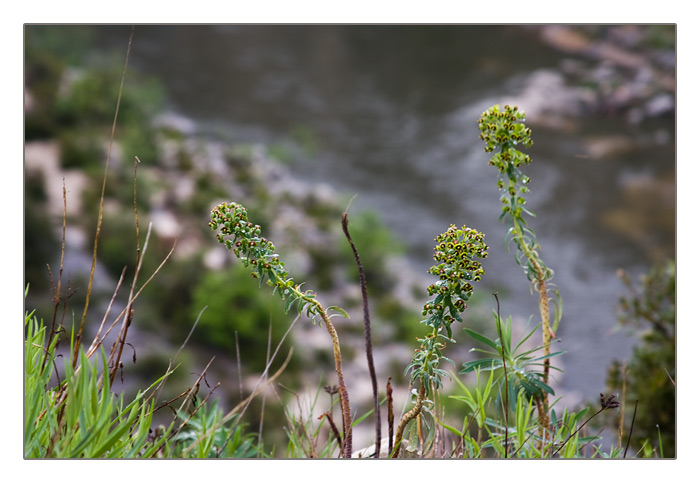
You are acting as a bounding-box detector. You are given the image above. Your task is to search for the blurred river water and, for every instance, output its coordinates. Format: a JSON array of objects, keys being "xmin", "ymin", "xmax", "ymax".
[{"xmin": 90, "ymin": 25, "xmax": 675, "ymax": 406}]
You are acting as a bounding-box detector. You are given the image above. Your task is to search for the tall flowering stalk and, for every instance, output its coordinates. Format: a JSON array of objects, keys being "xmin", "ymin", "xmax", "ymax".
[
  {"xmin": 209, "ymin": 201, "xmax": 353, "ymax": 457},
  {"xmin": 392, "ymin": 225, "xmax": 487, "ymax": 457},
  {"xmin": 478, "ymin": 104, "xmax": 562, "ymax": 445}
]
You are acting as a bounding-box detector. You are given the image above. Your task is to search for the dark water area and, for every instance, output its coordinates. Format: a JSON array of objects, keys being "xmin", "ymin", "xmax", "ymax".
[{"xmin": 87, "ymin": 25, "xmax": 675, "ymax": 407}]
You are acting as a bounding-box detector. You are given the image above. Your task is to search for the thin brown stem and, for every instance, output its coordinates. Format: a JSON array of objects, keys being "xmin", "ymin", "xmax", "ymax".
[
  {"xmin": 75, "ymin": 26, "xmax": 135, "ymax": 367},
  {"xmin": 342, "ymin": 206, "xmax": 380, "ymax": 457},
  {"xmin": 108, "ymin": 221, "xmax": 151, "ymax": 386},
  {"xmin": 513, "ymin": 228, "xmax": 552, "ymax": 445},
  {"xmin": 319, "ymin": 411, "xmax": 343, "ymax": 451},
  {"xmin": 87, "ymin": 238, "xmax": 177, "ymax": 362},
  {"xmin": 86, "ymin": 267, "xmax": 127, "ymax": 357},
  {"xmin": 552, "ymin": 409, "xmax": 601, "ymax": 457},
  {"xmin": 133, "ymin": 157, "xmax": 141, "ymax": 262},
  {"xmin": 42, "ymin": 179, "xmax": 68, "ymax": 372},
  {"xmin": 309, "ymin": 299, "xmax": 352, "ymax": 457},
  {"xmin": 552, "ymin": 393, "xmax": 619, "ymax": 457},
  {"xmin": 107, "ymin": 150, "xmax": 147, "ymax": 387},
  {"xmin": 387, "ymin": 377, "xmax": 394, "ymax": 453},
  {"xmin": 623, "ymin": 399, "xmax": 639, "ymax": 458},
  {"xmin": 618, "ymin": 362, "xmax": 627, "ymax": 448}
]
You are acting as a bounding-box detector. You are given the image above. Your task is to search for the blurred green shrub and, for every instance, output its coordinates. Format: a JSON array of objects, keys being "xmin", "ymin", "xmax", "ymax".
[
  {"xmin": 605, "ymin": 259, "xmax": 675, "ymax": 457},
  {"xmin": 26, "ymin": 26, "xmax": 164, "ymax": 169},
  {"xmin": 190, "ymin": 263, "xmax": 296, "ymax": 373},
  {"xmin": 54, "ymin": 66, "xmax": 163, "ymax": 169}
]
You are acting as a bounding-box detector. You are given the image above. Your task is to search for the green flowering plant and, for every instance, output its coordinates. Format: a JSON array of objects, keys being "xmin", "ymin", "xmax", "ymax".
[
  {"xmin": 209, "ymin": 201, "xmax": 353, "ymax": 458},
  {"xmin": 477, "ymin": 104, "xmax": 563, "ymax": 442},
  {"xmin": 407, "ymin": 225, "xmax": 488, "ymax": 390},
  {"xmin": 392, "ymin": 224, "xmax": 487, "ymax": 457},
  {"xmin": 211, "ymin": 203, "xmax": 300, "ymax": 307}
]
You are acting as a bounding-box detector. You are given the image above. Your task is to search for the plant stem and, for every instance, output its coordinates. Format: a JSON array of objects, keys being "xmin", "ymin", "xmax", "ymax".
[
  {"xmin": 304, "ymin": 296, "xmax": 353, "ymax": 458},
  {"xmin": 623, "ymin": 399, "xmax": 639, "ymax": 458},
  {"xmin": 342, "ymin": 210, "xmax": 380, "ymax": 457},
  {"xmin": 511, "ymin": 220, "xmax": 552, "ymax": 441},
  {"xmin": 391, "ymin": 382, "xmax": 426, "ymax": 458},
  {"xmin": 511, "ymin": 221, "xmax": 553, "ymax": 379},
  {"xmin": 319, "ymin": 411, "xmax": 343, "ymax": 450},
  {"xmin": 209, "ymin": 201, "xmax": 354, "ymax": 456},
  {"xmin": 387, "ymin": 377, "xmax": 394, "ymax": 452},
  {"xmin": 493, "ymin": 293, "xmax": 509, "ymax": 458},
  {"xmin": 552, "ymin": 394, "xmax": 620, "ymax": 457},
  {"xmin": 269, "ymin": 266, "xmax": 353, "ymax": 457},
  {"xmin": 75, "ymin": 26, "xmax": 134, "ymax": 368},
  {"xmin": 552, "ymin": 409, "xmax": 598, "ymax": 457},
  {"xmin": 43, "ymin": 180, "xmax": 67, "ymax": 372}
]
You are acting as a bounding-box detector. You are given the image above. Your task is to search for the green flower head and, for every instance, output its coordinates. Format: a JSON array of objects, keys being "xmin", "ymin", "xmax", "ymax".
[
  {"xmin": 423, "ymin": 225, "xmax": 488, "ymax": 336},
  {"xmin": 478, "ymin": 104, "xmax": 533, "ymax": 150},
  {"xmin": 478, "ymin": 105, "xmax": 535, "ymax": 222},
  {"xmin": 209, "ymin": 201, "xmax": 293, "ymax": 292},
  {"xmin": 407, "ymin": 225, "xmax": 488, "ymax": 390}
]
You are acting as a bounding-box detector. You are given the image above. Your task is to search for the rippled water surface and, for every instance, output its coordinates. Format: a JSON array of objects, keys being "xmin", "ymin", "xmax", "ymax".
[{"xmin": 92, "ymin": 25, "xmax": 675, "ymax": 403}]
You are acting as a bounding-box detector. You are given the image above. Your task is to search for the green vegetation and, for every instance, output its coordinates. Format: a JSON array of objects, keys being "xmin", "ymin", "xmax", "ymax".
[
  {"xmin": 391, "ymin": 225, "xmax": 488, "ymax": 456},
  {"xmin": 24, "ymin": 27, "xmax": 674, "ymax": 459},
  {"xmin": 189, "ymin": 263, "xmax": 294, "ymax": 371},
  {"xmin": 476, "ymin": 104, "xmax": 563, "ymax": 446},
  {"xmin": 603, "ymin": 260, "xmax": 676, "ymax": 457},
  {"xmin": 209, "ymin": 201, "xmax": 354, "ymax": 457},
  {"xmin": 25, "ymin": 302, "xmax": 263, "ymax": 458}
]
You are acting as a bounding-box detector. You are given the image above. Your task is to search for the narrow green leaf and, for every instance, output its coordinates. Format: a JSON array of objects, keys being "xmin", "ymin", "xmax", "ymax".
[
  {"xmin": 436, "ymin": 418, "xmax": 464, "ymax": 437},
  {"xmin": 326, "ymin": 306, "xmax": 350, "ymax": 319},
  {"xmin": 284, "ymin": 295, "xmax": 298, "ymax": 314},
  {"xmin": 463, "ymin": 328, "xmax": 500, "ymax": 352},
  {"xmin": 460, "ymin": 358, "xmax": 502, "ymax": 374},
  {"xmin": 528, "ymin": 350, "xmax": 566, "ymax": 363}
]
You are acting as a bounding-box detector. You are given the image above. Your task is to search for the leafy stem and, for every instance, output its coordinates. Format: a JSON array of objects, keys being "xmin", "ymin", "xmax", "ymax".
[
  {"xmin": 209, "ymin": 201, "xmax": 353, "ymax": 457},
  {"xmin": 395, "ymin": 224, "xmax": 488, "ymax": 456},
  {"xmin": 478, "ymin": 104, "xmax": 563, "ymax": 442}
]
